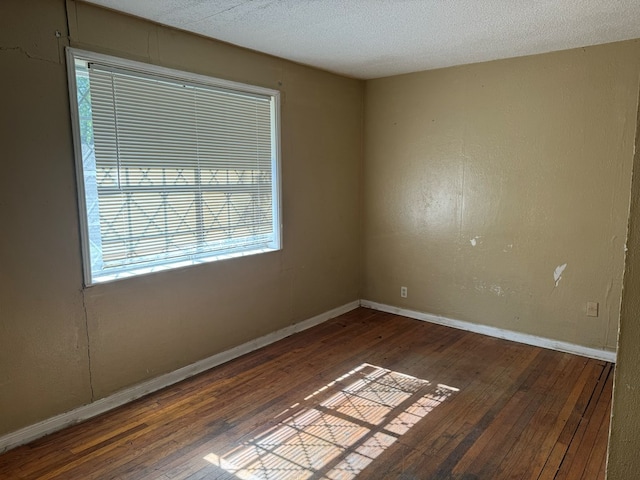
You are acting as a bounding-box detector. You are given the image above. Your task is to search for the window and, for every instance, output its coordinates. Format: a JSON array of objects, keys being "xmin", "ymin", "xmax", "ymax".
[{"xmin": 66, "ymin": 48, "xmax": 281, "ymax": 285}]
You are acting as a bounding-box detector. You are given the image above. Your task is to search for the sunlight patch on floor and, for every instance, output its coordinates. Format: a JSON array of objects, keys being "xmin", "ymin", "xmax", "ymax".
[{"xmin": 204, "ymin": 363, "xmax": 458, "ymax": 479}]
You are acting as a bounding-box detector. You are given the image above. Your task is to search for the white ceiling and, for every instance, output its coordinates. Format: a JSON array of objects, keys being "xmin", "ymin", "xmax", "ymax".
[{"xmin": 84, "ymin": 0, "xmax": 640, "ymax": 79}]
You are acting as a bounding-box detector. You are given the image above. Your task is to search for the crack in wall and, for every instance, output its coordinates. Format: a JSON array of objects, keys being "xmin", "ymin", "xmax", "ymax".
[
  {"xmin": 0, "ymin": 45, "xmax": 61, "ymax": 65},
  {"xmin": 81, "ymin": 290, "xmax": 95, "ymax": 402}
]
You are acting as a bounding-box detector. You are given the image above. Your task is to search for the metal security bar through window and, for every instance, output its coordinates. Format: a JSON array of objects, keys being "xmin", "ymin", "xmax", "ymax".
[{"xmin": 67, "ymin": 49, "xmax": 281, "ymax": 285}]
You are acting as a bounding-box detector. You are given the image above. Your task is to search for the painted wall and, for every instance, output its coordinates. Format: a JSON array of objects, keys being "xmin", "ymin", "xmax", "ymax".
[
  {"xmin": 0, "ymin": 0, "xmax": 363, "ymax": 436},
  {"xmin": 363, "ymin": 41, "xmax": 640, "ymax": 352},
  {"xmin": 608, "ymin": 89, "xmax": 640, "ymax": 479}
]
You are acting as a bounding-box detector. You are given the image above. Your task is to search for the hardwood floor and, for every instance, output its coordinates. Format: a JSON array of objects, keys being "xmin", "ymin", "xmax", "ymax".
[{"xmin": 0, "ymin": 307, "xmax": 613, "ymax": 479}]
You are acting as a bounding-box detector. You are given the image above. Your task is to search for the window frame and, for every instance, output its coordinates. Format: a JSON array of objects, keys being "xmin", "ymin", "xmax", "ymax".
[{"xmin": 66, "ymin": 47, "xmax": 282, "ymax": 286}]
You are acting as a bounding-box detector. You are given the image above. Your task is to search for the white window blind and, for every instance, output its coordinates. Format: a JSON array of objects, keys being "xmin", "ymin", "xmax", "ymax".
[{"xmin": 67, "ymin": 49, "xmax": 281, "ymax": 285}]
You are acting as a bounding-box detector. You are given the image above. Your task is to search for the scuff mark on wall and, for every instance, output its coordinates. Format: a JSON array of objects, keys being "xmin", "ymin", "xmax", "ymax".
[
  {"xmin": 553, "ymin": 263, "xmax": 567, "ymax": 287},
  {"xmin": 605, "ymin": 280, "xmax": 613, "ymax": 309},
  {"xmin": 473, "ymin": 280, "xmax": 506, "ymax": 297},
  {"xmin": 489, "ymin": 285, "xmax": 505, "ymax": 296},
  {"xmin": 470, "ymin": 235, "xmax": 481, "ymax": 246}
]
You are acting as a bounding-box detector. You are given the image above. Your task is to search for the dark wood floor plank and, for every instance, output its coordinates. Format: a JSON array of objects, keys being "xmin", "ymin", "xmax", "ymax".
[
  {"xmin": 453, "ymin": 349, "xmax": 577, "ymax": 479},
  {"xmin": 491, "ymin": 355, "xmax": 590, "ymax": 480},
  {"xmin": 523, "ymin": 358, "xmax": 599, "ymax": 480},
  {"xmin": 581, "ymin": 389, "xmax": 612, "ymax": 480},
  {"xmin": 0, "ymin": 308, "xmax": 614, "ymax": 480},
  {"xmin": 536, "ymin": 360, "xmax": 609, "ymax": 480},
  {"xmin": 555, "ymin": 364, "xmax": 613, "ymax": 480},
  {"xmin": 355, "ymin": 339, "xmax": 546, "ymax": 478},
  {"xmin": 416, "ymin": 348, "xmax": 555, "ymax": 479}
]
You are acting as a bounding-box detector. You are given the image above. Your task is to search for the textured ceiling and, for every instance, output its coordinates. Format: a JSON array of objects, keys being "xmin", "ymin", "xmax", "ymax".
[{"xmin": 83, "ymin": 0, "xmax": 640, "ymax": 79}]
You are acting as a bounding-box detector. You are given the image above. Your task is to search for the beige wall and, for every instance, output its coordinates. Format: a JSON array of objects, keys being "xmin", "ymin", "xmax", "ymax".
[
  {"xmin": 363, "ymin": 41, "xmax": 640, "ymax": 352},
  {"xmin": 0, "ymin": 0, "xmax": 363, "ymax": 436},
  {"xmin": 608, "ymin": 87, "xmax": 640, "ymax": 478}
]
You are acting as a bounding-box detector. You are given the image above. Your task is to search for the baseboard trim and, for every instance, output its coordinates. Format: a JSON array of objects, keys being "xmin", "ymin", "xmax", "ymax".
[
  {"xmin": 0, "ymin": 300, "xmax": 360, "ymax": 454},
  {"xmin": 360, "ymin": 300, "xmax": 617, "ymax": 363}
]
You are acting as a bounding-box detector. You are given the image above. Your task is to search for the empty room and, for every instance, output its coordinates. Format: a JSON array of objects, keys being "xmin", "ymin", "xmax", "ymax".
[{"xmin": 1, "ymin": 1, "xmax": 640, "ymax": 479}]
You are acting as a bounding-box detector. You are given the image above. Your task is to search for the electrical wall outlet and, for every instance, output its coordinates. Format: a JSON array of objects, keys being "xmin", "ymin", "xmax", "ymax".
[
  {"xmin": 586, "ymin": 302, "xmax": 599, "ymax": 317},
  {"xmin": 400, "ymin": 286, "xmax": 408, "ymax": 298}
]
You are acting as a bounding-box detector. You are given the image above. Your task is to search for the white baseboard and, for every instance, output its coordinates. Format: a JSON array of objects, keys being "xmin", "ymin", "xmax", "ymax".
[
  {"xmin": 1, "ymin": 298, "xmax": 615, "ymax": 453},
  {"xmin": 0, "ymin": 300, "xmax": 360, "ymax": 454},
  {"xmin": 360, "ymin": 300, "xmax": 617, "ymax": 363}
]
